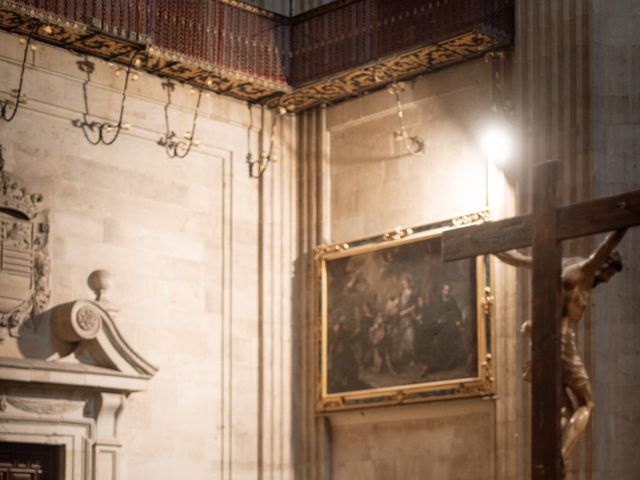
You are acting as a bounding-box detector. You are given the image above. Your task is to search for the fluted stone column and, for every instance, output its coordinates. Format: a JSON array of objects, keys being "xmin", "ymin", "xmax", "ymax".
[
  {"xmin": 591, "ymin": 3, "xmax": 640, "ymax": 479},
  {"xmin": 515, "ymin": 1, "xmax": 640, "ymax": 479},
  {"xmin": 293, "ymin": 108, "xmax": 331, "ymax": 480},
  {"xmin": 515, "ymin": 1, "xmax": 594, "ymax": 478}
]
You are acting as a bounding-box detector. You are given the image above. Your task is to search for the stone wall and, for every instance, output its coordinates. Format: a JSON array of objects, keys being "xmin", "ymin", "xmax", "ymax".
[
  {"xmin": 512, "ymin": 1, "xmax": 640, "ymax": 478},
  {"xmin": 513, "ymin": 1, "xmax": 595, "ymax": 477},
  {"xmin": 294, "ymin": 58, "xmax": 520, "ymax": 480},
  {"xmin": 2, "ymin": 1, "xmax": 639, "ymax": 478},
  {"xmin": 0, "ymin": 29, "xmax": 296, "ymax": 480},
  {"xmin": 328, "ymin": 60, "xmax": 490, "ymax": 240},
  {"xmin": 592, "ymin": 2, "xmax": 640, "ymax": 479}
]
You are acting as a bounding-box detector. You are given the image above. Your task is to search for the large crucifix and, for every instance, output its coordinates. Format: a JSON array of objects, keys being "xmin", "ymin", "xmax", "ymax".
[{"xmin": 441, "ymin": 161, "xmax": 640, "ymax": 480}]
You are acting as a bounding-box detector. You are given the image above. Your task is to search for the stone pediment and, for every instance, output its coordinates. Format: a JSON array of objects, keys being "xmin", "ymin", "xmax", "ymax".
[
  {"xmin": 0, "ymin": 292, "xmax": 158, "ymax": 480},
  {"xmin": 52, "ymin": 300, "xmax": 158, "ymax": 376},
  {"xmin": 0, "ymin": 147, "xmax": 156, "ymax": 394},
  {"xmin": 0, "ymin": 147, "xmax": 155, "ymax": 480},
  {"xmin": 1, "ymin": 299, "xmax": 157, "ymax": 393}
]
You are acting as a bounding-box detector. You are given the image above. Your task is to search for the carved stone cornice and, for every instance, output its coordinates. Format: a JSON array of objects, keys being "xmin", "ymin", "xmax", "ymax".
[
  {"xmin": 51, "ymin": 299, "xmax": 158, "ymax": 377},
  {"xmin": 0, "ymin": 356, "xmax": 153, "ymax": 392},
  {"xmin": 1, "ymin": 299, "xmax": 157, "ymax": 393}
]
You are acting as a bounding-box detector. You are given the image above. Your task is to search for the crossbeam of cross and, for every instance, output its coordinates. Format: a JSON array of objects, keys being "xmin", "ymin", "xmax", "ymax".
[{"xmin": 441, "ymin": 161, "xmax": 640, "ymax": 479}]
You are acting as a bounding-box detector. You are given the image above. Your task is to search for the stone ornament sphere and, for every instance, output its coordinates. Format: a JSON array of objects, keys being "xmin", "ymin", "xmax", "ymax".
[{"xmin": 88, "ymin": 269, "xmax": 113, "ymax": 300}]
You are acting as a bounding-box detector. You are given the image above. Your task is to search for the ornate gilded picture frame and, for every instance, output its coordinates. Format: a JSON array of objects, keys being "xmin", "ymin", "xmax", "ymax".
[{"xmin": 315, "ymin": 213, "xmax": 494, "ymax": 412}]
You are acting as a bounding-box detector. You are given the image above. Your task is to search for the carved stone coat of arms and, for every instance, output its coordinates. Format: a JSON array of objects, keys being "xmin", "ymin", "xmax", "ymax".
[{"xmin": 0, "ymin": 149, "xmax": 49, "ymax": 339}]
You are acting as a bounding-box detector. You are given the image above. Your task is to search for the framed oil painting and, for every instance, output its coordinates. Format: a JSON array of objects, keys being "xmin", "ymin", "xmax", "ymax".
[{"xmin": 315, "ymin": 213, "xmax": 494, "ymax": 411}]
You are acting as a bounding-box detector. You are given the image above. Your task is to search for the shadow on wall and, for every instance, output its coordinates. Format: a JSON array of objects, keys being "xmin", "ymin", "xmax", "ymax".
[{"xmin": 17, "ymin": 309, "xmax": 75, "ymax": 360}]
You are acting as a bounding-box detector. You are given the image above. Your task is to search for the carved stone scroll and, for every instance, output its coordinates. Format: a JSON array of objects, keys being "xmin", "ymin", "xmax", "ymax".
[
  {"xmin": 51, "ymin": 301, "xmax": 103, "ymax": 342},
  {"xmin": 50, "ymin": 298, "xmax": 158, "ymax": 377}
]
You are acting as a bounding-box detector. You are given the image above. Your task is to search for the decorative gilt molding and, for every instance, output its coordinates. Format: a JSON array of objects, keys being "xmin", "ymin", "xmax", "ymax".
[
  {"xmin": 145, "ymin": 46, "xmax": 288, "ymax": 100},
  {"xmin": 0, "ymin": 1, "xmax": 512, "ymax": 111},
  {"xmin": 481, "ymin": 286, "xmax": 495, "ymax": 316},
  {"xmin": 315, "ymin": 218, "xmax": 496, "ymax": 413},
  {"xmin": 452, "ymin": 208, "xmax": 491, "ymax": 227},
  {"xmin": 456, "ymin": 353, "xmax": 495, "ymax": 395},
  {"xmin": 316, "ymin": 396, "xmax": 343, "ymax": 412},
  {"xmin": 0, "ymin": 1, "xmax": 287, "ymax": 103},
  {"xmin": 269, "ymin": 31, "xmax": 507, "ymax": 112},
  {"xmin": 382, "ymin": 226, "xmax": 414, "ymax": 241},
  {"xmin": 313, "ymin": 243, "xmax": 350, "ymax": 258},
  {"xmin": 482, "ymin": 353, "xmax": 495, "ymax": 389}
]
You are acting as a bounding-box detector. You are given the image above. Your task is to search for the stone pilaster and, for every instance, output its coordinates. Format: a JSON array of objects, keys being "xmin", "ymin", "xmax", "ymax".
[
  {"xmin": 591, "ymin": 3, "xmax": 640, "ymax": 479},
  {"xmin": 293, "ymin": 108, "xmax": 331, "ymax": 480}
]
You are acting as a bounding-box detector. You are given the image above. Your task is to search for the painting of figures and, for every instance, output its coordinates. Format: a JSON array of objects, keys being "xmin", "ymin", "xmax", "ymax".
[{"xmin": 317, "ymin": 224, "xmax": 493, "ymax": 411}]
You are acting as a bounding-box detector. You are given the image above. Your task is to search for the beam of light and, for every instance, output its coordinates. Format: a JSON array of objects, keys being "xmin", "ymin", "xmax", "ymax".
[{"xmin": 478, "ymin": 122, "xmax": 514, "ymax": 167}]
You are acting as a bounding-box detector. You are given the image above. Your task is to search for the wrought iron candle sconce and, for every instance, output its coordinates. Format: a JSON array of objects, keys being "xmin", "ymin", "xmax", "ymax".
[
  {"xmin": 157, "ymin": 77, "xmax": 209, "ymax": 159},
  {"xmin": 71, "ymin": 52, "xmax": 144, "ymax": 145},
  {"xmin": 388, "ymin": 81, "xmax": 425, "ymax": 156},
  {"xmin": 246, "ymin": 105, "xmax": 286, "ymax": 179},
  {"xmin": 0, "ymin": 21, "xmax": 43, "ymax": 122}
]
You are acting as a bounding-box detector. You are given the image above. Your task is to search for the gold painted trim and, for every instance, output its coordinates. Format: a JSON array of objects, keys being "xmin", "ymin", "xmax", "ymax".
[
  {"xmin": 453, "ymin": 208, "xmax": 491, "ymax": 226},
  {"xmin": 382, "ymin": 226, "xmax": 414, "ymax": 241},
  {"xmin": 147, "ymin": 46, "xmax": 289, "ymax": 91},
  {"xmin": 316, "ymin": 207, "xmax": 490, "ymax": 259},
  {"xmin": 271, "ymin": 31, "xmax": 508, "ymax": 112},
  {"xmin": 0, "ymin": 3, "xmax": 288, "ymax": 102},
  {"xmin": 313, "ymin": 242, "xmax": 350, "ymax": 258},
  {"xmin": 0, "ymin": 2, "xmax": 510, "ymax": 110},
  {"xmin": 315, "ymin": 212, "xmax": 496, "ymax": 412}
]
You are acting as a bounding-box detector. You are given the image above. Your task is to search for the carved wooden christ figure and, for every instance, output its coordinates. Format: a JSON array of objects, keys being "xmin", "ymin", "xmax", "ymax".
[
  {"xmin": 442, "ymin": 161, "xmax": 640, "ymax": 479},
  {"xmin": 495, "ymin": 228, "xmax": 626, "ymax": 466}
]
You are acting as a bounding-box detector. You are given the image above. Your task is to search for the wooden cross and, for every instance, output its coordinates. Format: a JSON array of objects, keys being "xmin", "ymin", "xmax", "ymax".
[{"xmin": 441, "ymin": 161, "xmax": 640, "ymax": 480}]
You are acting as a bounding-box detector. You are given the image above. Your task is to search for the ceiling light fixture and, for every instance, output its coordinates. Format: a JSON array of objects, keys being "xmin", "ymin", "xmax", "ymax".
[
  {"xmin": 0, "ymin": 21, "xmax": 41, "ymax": 122},
  {"xmin": 71, "ymin": 51, "xmax": 144, "ymax": 145},
  {"xmin": 157, "ymin": 76, "xmax": 209, "ymax": 159},
  {"xmin": 246, "ymin": 105, "xmax": 286, "ymax": 178},
  {"xmin": 388, "ymin": 81, "xmax": 424, "ymax": 156}
]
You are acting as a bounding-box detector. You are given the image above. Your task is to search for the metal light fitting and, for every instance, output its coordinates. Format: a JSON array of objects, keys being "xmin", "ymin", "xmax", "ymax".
[
  {"xmin": 71, "ymin": 51, "xmax": 144, "ymax": 145},
  {"xmin": 157, "ymin": 77, "xmax": 208, "ymax": 159},
  {"xmin": 0, "ymin": 20, "xmax": 42, "ymax": 122},
  {"xmin": 388, "ymin": 81, "xmax": 424, "ymax": 156},
  {"xmin": 246, "ymin": 105, "xmax": 286, "ymax": 179}
]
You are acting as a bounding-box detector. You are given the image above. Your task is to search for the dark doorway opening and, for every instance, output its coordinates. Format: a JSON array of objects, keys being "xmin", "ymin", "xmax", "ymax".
[{"xmin": 0, "ymin": 442, "xmax": 64, "ymax": 480}]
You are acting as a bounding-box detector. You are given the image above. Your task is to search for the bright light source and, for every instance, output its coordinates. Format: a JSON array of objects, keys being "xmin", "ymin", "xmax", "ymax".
[{"xmin": 478, "ymin": 123, "xmax": 514, "ymax": 166}]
